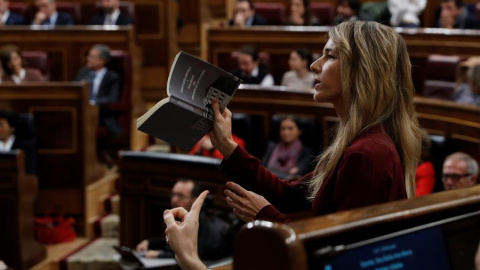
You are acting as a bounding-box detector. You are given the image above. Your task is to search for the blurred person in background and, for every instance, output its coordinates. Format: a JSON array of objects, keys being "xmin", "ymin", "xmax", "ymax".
[
  {"xmin": 0, "ymin": 0, "xmax": 25, "ymax": 25},
  {"xmin": 32, "ymin": 0, "xmax": 74, "ymax": 26},
  {"xmin": 0, "ymin": 45, "xmax": 44, "ymax": 83},
  {"xmin": 281, "ymin": 48, "xmax": 315, "ymax": 90}
]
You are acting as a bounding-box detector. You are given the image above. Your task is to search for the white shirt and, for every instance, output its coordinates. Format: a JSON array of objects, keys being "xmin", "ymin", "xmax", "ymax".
[
  {"xmin": 250, "ymin": 66, "xmax": 275, "ymax": 87},
  {"xmin": 11, "ymin": 68, "xmax": 26, "ymax": 84},
  {"xmin": 92, "ymin": 67, "xmax": 107, "ymax": 100},
  {"xmin": 388, "ymin": 0, "xmax": 426, "ymax": 26},
  {"xmin": 0, "ymin": 135, "xmax": 15, "ymax": 152},
  {"xmin": 1, "ymin": 10, "xmax": 10, "ymax": 25},
  {"xmin": 104, "ymin": 9, "xmax": 120, "ymax": 25}
]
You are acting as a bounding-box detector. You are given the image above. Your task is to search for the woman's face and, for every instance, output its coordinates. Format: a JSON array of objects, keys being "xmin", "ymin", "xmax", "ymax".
[
  {"xmin": 291, "ymin": 0, "xmax": 305, "ymax": 17},
  {"xmin": 279, "ymin": 118, "xmax": 301, "ymax": 144},
  {"xmin": 310, "ymin": 39, "xmax": 343, "ymax": 107},
  {"xmin": 8, "ymin": 51, "xmax": 23, "ymax": 73},
  {"xmin": 288, "ymin": 51, "xmax": 307, "ymax": 71}
]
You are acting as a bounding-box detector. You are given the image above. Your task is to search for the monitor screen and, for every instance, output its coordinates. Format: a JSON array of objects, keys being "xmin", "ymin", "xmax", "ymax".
[{"xmin": 321, "ymin": 226, "xmax": 452, "ymax": 270}]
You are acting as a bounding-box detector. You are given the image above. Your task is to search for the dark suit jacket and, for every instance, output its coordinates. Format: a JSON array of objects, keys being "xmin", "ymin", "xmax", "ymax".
[
  {"xmin": 75, "ymin": 67, "xmax": 123, "ymax": 136},
  {"xmin": 5, "ymin": 11, "xmax": 26, "ymax": 25},
  {"xmin": 75, "ymin": 67, "xmax": 120, "ymax": 105},
  {"xmin": 90, "ymin": 11, "xmax": 133, "ymax": 25},
  {"xmin": 11, "ymin": 137, "xmax": 36, "ymax": 175},
  {"xmin": 37, "ymin": 12, "xmax": 75, "ymax": 26},
  {"xmin": 221, "ymin": 124, "xmax": 407, "ymax": 223},
  {"xmin": 228, "ymin": 13, "xmax": 267, "ymax": 26}
]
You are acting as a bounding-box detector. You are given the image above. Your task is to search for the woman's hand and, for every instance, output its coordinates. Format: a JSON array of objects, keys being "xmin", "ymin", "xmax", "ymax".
[
  {"xmin": 136, "ymin": 239, "xmax": 149, "ymax": 253},
  {"xmin": 163, "ymin": 191, "xmax": 209, "ymax": 270},
  {"xmin": 224, "ymin": 182, "xmax": 271, "ymax": 222},
  {"xmin": 209, "ymin": 99, "xmax": 237, "ymax": 159}
]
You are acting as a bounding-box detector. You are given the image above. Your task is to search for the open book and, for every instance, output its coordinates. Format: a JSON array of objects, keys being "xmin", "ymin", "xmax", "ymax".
[{"xmin": 137, "ymin": 51, "xmax": 242, "ymax": 150}]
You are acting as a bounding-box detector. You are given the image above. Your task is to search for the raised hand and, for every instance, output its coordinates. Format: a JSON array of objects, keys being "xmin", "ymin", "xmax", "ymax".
[
  {"xmin": 209, "ymin": 99, "xmax": 237, "ymax": 159},
  {"xmin": 224, "ymin": 182, "xmax": 271, "ymax": 222},
  {"xmin": 163, "ymin": 190, "xmax": 209, "ymax": 270}
]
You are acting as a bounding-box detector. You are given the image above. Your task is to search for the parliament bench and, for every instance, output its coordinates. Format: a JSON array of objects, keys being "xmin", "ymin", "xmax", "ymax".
[
  {"xmin": 119, "ymin": 151, "xmax": 232, "ymax": 248},
  {"xmin": 233, "ymin": 184, "xmax": 480, "ymax": 269},
  {"xmin": 0, "ymin": 82, "xmax": 105, "ymax": 235},
  {"xmin": 204, "ymin": 26, "xmax": 480, "ymax": 99},
  {"xmin": 0, "ymin": 151, "xmax": 46, "ymax": 270}
]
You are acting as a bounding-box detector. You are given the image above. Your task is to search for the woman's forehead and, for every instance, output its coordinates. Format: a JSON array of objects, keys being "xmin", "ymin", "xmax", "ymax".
[{"xmin": 323, "ymin": 39, "xmax": 336, "ymax": 52}]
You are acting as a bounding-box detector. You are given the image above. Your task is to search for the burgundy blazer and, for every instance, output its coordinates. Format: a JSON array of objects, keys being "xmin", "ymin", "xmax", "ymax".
[
  {"xmin": 1, "ymin": 68, "xmax": 44, "ymax": 83},
  {"xmin": 220, "ymin": 124, "xmax": 407, "ymax": 223}
]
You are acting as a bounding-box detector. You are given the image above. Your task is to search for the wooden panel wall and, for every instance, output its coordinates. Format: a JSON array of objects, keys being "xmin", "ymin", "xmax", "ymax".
[
  {"xmin": 0, "ymin": 152, "xmax": 46, "ymax": 270},
  {"xmin": 9, "ymin": 0, "xmax": 179, "ymax": 102},
  {"xmin": 0, "ymin": 83, "xmax": 105, "ymax": 232}
]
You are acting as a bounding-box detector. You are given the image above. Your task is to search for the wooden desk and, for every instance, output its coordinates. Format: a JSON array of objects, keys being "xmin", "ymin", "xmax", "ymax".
[
  {"xmin": 205, "ymin": 26, "xmax": 480, "ymax": 97},
  {"xmin": 0, "ymin": 151, "xmax": 46, "ymax": 270},
  {"xmin": 119, "ymin": 151, "xmax": 231, "ymax": 248},
  {"xmin": 233, "ymin": 184, "xmax": 480, "ymax": 269},
  {"xmin": 0, "ymin": 82, "xmax": 104, "ymax": 233}
]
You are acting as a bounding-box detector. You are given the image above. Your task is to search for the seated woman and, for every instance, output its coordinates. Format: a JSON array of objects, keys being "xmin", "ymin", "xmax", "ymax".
[
  {"xmin": 0, "ymin": 45, "xmax": 44, "ymax": 84},
  {"xmin": 281, "ymin": 48, "xmax": 315, "ymax": 90},
  {"xmin": 415, "ymin": 133, "xmax": 435, "ymax": 196},
  {"xmin": 453, "ymin": 64, "xmax": 480, "ymax": 106},
  {"xmin": 262, "ymin": 115, "xmax": 312, "ymax": 179}
]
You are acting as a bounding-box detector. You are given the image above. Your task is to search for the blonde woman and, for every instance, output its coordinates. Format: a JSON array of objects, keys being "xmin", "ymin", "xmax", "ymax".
[{"xmin": 163, "ymin": 20, "xmax": 423, "ymax": 269}]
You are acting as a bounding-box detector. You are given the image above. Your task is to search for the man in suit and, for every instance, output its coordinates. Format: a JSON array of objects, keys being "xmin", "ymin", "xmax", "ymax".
[
  {"xmin": 90, "ymin": 0, "xmax": 133, "ymax": 26},
  {"xmin": 32, "ymin": 0, "xmax": 74, "ymax": 26},
  {"xmin": 442, "ymin": 152, "xmax": 478, "ymax": 191},
  {"xmin": 136, "ymin": 179, "xmax": 232, "ymax": 260},
  {"xmin": 228, "ymin": 0, "xmax": 267, "ymax": 27},
  {"xmin": 75, "ymin": 44, "xmax": 122, "ymax": 137},
  {"xmin": 0, "ymin": 0, "xmax": 26, "ymax": 25},
  {"xmin": 0, "ymin": 110, "xmax": 36, "ymax": 174}
]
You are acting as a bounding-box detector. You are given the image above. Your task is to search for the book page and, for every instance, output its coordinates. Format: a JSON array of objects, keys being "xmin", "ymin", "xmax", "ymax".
[{"xmin": 167, "ymin": 52, "xmax": 241, "ymax": 118}]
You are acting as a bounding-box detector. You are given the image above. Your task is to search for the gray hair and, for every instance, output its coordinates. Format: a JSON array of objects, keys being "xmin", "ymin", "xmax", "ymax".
[
  {"xmin": 445, "ymin": 152, "xmax": 479, "ymax": 176},
  {"xmin": 92, "ymin": 44, "xmax": 111, "ymax": 64}
]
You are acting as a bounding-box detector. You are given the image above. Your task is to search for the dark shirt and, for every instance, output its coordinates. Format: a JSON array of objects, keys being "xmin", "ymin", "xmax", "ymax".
[
  {"xmin": 231, "ymin": 66, "xmax": 271, "ymax": 85},
  {"xmin": 228, "ymin": 13, "xmax": 267, "ymax": 26},
  {"xmin": 436, "ymin": 8, "xmax": 480, "ymax": 29},
  {"xmin": 221, "ymin": 124, "xmax": 407, "ymax": 223},
  {"xmin": 90, "ymin": 11, "xmax": 133, "ymax": 25}
]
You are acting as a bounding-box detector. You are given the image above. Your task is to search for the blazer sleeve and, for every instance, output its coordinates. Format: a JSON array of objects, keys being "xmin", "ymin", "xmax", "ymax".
[{"xmin": 221, "ymin": 146, "xmax": 312, "ymax": 214}]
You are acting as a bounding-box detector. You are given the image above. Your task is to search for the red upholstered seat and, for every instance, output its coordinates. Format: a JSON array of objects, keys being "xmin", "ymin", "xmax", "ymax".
[
  {"xmin": 22, "ymin": 51, "xmax": 49, "ymax": 80},
  {"xmin": 423, "ymin": 55, "xmax": 462, "ymax": 100},
  {"xmin": 8, "ymin": 2, "xmax": 28, "ymax": 17},
  {"xmin": 254, "ymin": 3, "xmax": 286, "ymax": 25},
  {"xmin": 56, "ymin": 2, "xmax": 82, "ymax": 24},
  {"xmin": 310, "ymin": 3, "xmax": 335, "ymax": 26}
]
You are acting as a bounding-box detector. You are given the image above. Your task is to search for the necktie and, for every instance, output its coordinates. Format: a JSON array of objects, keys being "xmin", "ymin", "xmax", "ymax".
[{"xmin": 88, "ymin": 71, "xmax": 96, "ymax": 102}]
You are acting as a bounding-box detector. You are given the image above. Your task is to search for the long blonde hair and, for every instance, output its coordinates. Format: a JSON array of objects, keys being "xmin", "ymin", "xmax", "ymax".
[{"xmin": 309, "ymin": 21, "xmax": 423, "ymax": 199}]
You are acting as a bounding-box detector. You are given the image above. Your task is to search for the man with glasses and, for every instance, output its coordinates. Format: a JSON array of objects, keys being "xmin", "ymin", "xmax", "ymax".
[
  {"xmin": 442, "ymin": 152, "xmax": 478, "ymax": 191},
  {"xmin": 135, "ymin": 179, "xmax": 232, "ymax": 260}
]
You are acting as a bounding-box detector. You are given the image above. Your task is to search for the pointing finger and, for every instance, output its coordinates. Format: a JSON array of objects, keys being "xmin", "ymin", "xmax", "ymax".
[{"xmin": 188, "ymin": 190, "xmax": 209, "ymax": 221}]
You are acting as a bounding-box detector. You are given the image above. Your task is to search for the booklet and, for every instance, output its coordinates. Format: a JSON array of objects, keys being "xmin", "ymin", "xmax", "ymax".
[{"xmin": 137, "ymin": 51, "xmax": 242, "ymax": 150}]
